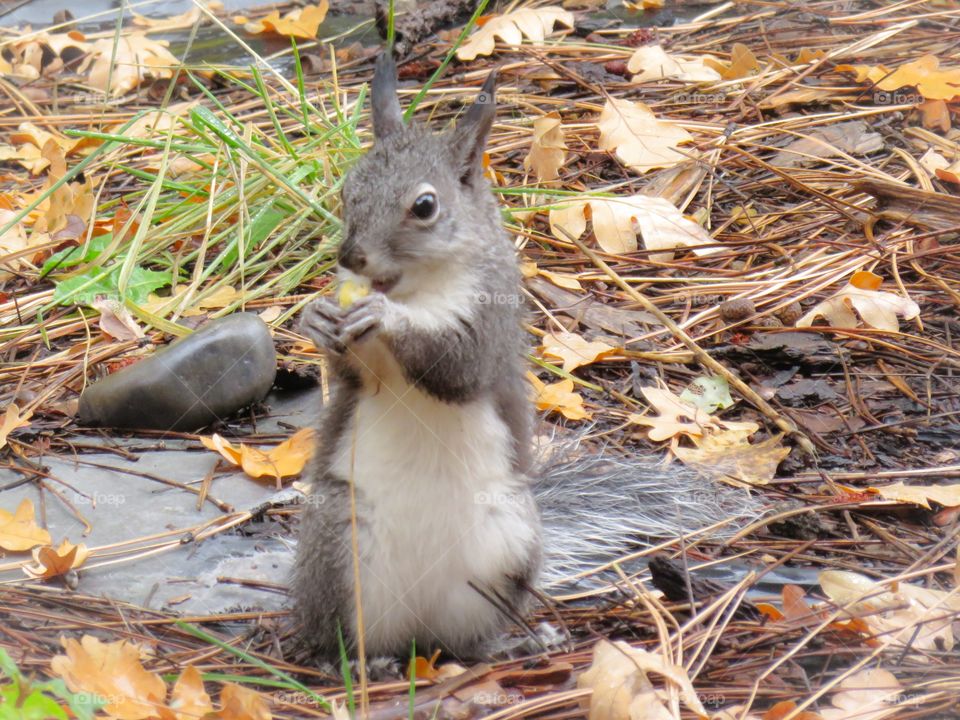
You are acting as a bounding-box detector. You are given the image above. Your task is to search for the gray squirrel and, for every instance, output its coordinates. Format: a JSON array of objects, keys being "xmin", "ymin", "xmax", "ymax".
[{"xmin": 292, "ymin": 53, "xmax": 764, "ymax": 661}]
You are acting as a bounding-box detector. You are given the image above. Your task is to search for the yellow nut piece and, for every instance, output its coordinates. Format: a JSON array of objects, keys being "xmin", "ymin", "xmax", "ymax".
[{"xmin": 337, "ymin": 278, "xmax": 371, "ymax": 309}]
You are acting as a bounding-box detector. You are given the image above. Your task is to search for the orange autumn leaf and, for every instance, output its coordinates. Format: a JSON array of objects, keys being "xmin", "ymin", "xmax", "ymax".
[
  {"xmin": 528, "ymin": 372, "xmax": 591, "ymax": 421},
  {"xmin": 243, "ymin": 2, "xmax": 328, "ymax": 39},
  {"xmin": 0, "ymin": 498, "xmax": 51, "ymax": 551},
  {"xmin": 202, "ymin": 429, "xmax": 316, "ymax": 483},
  {"xmin": 216, "ymin": 682, "xmax": 271, "ymax": 720},
  {"xmin": 239, "ymin": 428, "xmax": 315, "ymax": 482},
  {"xmin": 410, "ymin": 649, "xmax": 444, "ymax": 681},
  {"xmin": 163, "ymin": 665, "xmax": 214, "ymax": 720},
  {"xmin": 23, "ymin": 539, "xmax": 89, "ymax": 579},
  {"xmin": 201, "ymin": 433, "xmax": 243, "ymax": 465},
  {"xmin": 837, "ymin": 55, "xmax": 960, "ymax": 101},
  {"xmin": 849, "ymin": 270, "xmax": 883, "ymax": 291},
  {"xmin": 51, "ymin": 636, "xmax": 167, "ymax": 719}
]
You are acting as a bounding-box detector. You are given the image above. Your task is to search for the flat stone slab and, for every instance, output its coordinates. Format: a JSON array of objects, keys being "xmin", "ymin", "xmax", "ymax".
[{"xmin": 0, "ymin": 388, "xmax": 318, "ymax": 614}]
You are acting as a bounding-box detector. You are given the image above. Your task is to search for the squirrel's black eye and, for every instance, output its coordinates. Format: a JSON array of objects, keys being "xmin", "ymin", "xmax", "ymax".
[{"xmin": 410, "ymin": 192, "xmax": 438, "ymax": 221}]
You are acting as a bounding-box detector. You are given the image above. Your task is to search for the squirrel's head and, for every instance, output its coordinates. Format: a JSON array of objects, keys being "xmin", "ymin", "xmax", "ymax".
[{"xmin": 338, "ymin": 52, "xmax": 498, "ymax": 295}]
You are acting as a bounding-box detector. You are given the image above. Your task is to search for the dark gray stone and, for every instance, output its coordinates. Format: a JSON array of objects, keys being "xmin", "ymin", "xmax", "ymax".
[{"xmin": 79, "ymin": 314, "xmax": 277, "ymax": 431}]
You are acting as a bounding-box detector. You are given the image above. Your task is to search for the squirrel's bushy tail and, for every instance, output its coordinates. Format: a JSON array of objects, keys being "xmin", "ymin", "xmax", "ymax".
[{"xmin": 533, "ymin": 438, "xmax": 767, "ymax": 591}]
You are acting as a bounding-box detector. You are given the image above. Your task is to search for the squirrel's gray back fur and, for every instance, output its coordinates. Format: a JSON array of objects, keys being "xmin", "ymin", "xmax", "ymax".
[{"xmin": 292, "ymin": 53, "xmax": 766, "ymax": 664}]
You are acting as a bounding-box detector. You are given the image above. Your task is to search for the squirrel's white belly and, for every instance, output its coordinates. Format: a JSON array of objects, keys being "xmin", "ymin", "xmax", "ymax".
[{"xmin": 329, "ymin": 342, "xmax": 536, "ymax": 654}]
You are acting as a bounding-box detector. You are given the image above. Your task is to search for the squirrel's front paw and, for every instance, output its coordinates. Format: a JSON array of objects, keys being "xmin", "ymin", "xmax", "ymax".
[
  {"xmin": 300, "ymin": 297, "xmax": 346, "ymax": 354},
  {"xmin": 339, "ymin": 293, "xmax": 386, "ymax": 346}
]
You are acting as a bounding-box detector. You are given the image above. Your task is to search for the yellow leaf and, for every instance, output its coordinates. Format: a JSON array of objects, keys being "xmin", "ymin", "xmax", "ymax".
[
  {"xmin": 540, "ymin": 331, "xmax": 615, "ymax": 373},
  {"xmin": 217, "ymin": 682, "xmax": 271, "ymax": 720},
  {"xmin": 243, "ymin": 2, "xmax": 329, "ymax": 39},
  {"xmin": 597, "ymin": 98, "xmax": 693, "ymax": 174},
  {"xmin": 627, "ymin": 45, "xmax": 721, "ymax": 83},
  {"xmin": 52, "ymin": 636, "xmax": 167, "ymax": 719},
  {"xmin": 456, "ymin": 7, "xmax": 574, "ymax": 61},
  {"xmin": 628, "ymin": 386, "xmax": 758, "ymax": 443},
  {"xmin": 201, "ymin": 433, "xmax": 243, "ymax": 466},
  {"xmin": 81, "ymin": 33, "xmax": 180, "ymax": 96},
  {"xmin": 23, "ymin": 539, "xmax": 89, "ymax": 579},
  {"xmin": 870, "ymin": 481, "xmax": 960, "ymax": 509},
  {"xmin": 717, "ymin": 43, "xmax": 760, "ymax": 80},
  {"xmin": 184, "ymin": 284, "xmax": 241, "ymax": 315},
  {"xmin": 796, "ymin": 273, "xmax": 919, "ymax": 331},
  {"xmin": 239, "ymin": 428, "xmax": 316, "ymax": 483},
  {"xmin": 524, "ymin": 112, "xmax": 567, "ymax": 182},
  {"xmin": 549, "ymin": 195, "xmax": 716, "ymax": 258},
  {"xmin": 539, "ymin": 268, "xmax": 582, "ymax": 290},
  {"xmin": 0, "ymin": 498, "xmax": 51, "ymax": 552},
  {"xmin": 838, "ymin": 55, "xmax": 960, "ymax": 102},
  {"xmin": 167, "ymin": 665, "xmax": 213, "ymax": 720},
  {"xmin": 672, "ymin": 430, "xmax": 790, "ymax": 487},
  {"xmin": 528, "ymin": 373, "xmax": 591, "ymax": 421}
]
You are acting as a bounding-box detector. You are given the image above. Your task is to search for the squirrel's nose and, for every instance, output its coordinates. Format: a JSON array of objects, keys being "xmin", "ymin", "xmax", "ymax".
[{"xmin": 339, "ymin": 244, "xmax": 367, "ymax": 272}]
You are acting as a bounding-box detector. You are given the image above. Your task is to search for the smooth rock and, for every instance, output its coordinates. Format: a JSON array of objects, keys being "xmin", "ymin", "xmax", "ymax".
[{"xmin": 79, "ymin": 313, "xmax": 277, "ymax": 431}]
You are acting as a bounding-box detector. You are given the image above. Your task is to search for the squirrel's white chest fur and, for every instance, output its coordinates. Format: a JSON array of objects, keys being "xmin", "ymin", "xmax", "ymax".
[{"xmin": 328, "ymin": 271, "xmax": 536, "ymax": 654}]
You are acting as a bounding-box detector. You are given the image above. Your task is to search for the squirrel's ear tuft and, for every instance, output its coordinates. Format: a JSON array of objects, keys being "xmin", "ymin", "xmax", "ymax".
[
  {"xmin": 371, "ymin": 52, "xmax": 404, "ymax": 139},
  {"xmin": 452, "ymin": 71, "xmax": 497, "ymax": 184}
]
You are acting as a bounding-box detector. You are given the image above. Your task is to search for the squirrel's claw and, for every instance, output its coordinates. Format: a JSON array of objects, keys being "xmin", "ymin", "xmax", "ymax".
[
  {"xmin": 339, "ymin": 293, "xmax": 385, "ymax": 346},
  {"xmin": 300, "ymin": 297, "xmax": 346, "ymax": 355}
]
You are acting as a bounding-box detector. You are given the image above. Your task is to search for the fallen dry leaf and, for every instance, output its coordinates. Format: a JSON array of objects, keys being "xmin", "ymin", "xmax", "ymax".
[
  {"xmin": 629, "ymin": 386, "xmax": 759, "ymax": 443},
  {"xmin": 132, "ymin": 6, "xmax": 202, "ymax": 32},
  {"xmin": 597, "ymin": 98, "xmax": 694, "ymax": 174},
  {"xmin": 549, "ymin": 194, "xmax": 717, "ymax": 258},
  {"xmin": 94, "ymin": 297, "xmax": 145, "ymax": 341},
  {"xmin": 539, "ymin": 268, "xmax": 582, "ymax": 290},
  {"xmin": 0, "ymin": 31, "xmax": 89, "ymax": 80},
  {"xmin": 871, "ymin": 480, "xmax": 960, "ymax": 509},
  {"xmin": 201, "ymin": 433, "xmax": 243, "ymax": 465},
  {"xmin": 23, "ymin": 539, "xmax": 89, "ymax": 579},
  {"xmin": 796, "ymin": 270, "xmax": 920, "ymax": 332},
  {"xmin": 577, "ymin": 639, "xmax": 707, "ymax": 720},
  {"xmin": 81, "ymin": 33, "xmax": 181, "ymax": 96},
  {"xmin": 528, "ymin": 372, "xmax": 591, "ymax": 421},
  {"xmin": 820, "ymin": 668, "xmax": 904, "ymax": 720},
  {"xmin": 524, "ymin": 112, "xmax": 567, "ymax": 182},
  {"xmin": 837, "ymin": 54, "xmax": 960, "ymax": 102},
  {"xmin": 456, "ymin": 6, "xmax": 574, "ymax": 61},
  {"xmin": 627, "ymin": 44, "xmax": 721, "ymax": 83},
  {"xmin": 202, "ymin": 429, "xmax": 316, "ymax": 486},
  {"xmin": 0, "ymin": 403, "xmax": 32, "ymax": 449},
  {"xmin": 0, "ymin": 498, "xmax": 51, "ymax": 552},
  {"xmin": 52, "ymin": 636, "xmax": 167, "ymax": 719},
  {"xmin": 242, "ymin": 2, "xmax": 329, "ymax": 39},
  {"xmin": 540, "ymin": 331, "xmax": 616, "ymax": 373},
  {"xmin": 672, "ymin": 429, "xmax": 790, "ymax": 486},
  {"xmin": 164, "ymin": 665, "xmax": 214, "ymax": 720},
  {"xmin": 0, "ymin": 209, "xmax": 30, "ymax": 277},
  {"xmin": 215, "ymin": 682, "xmax": 271, "ymax": 720},
  {"xmin": 704, "ymin": 42, "xmax": 761, "ymax": 80},
  {"xmin": 820, "ymin": 569, "xmax": 960, "ymax": 655}
]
